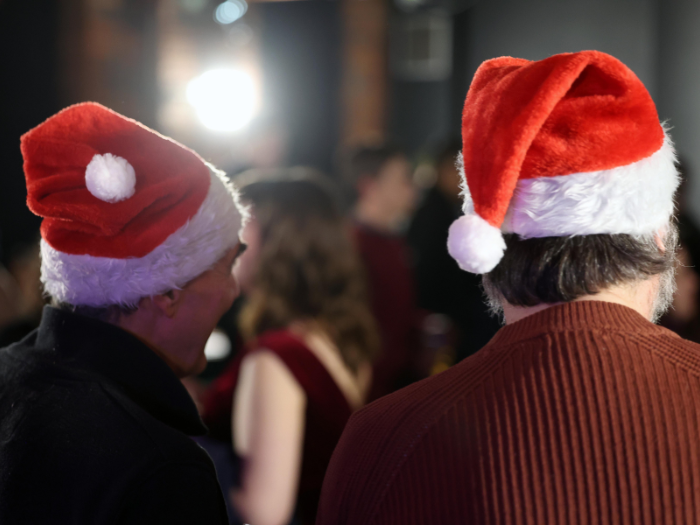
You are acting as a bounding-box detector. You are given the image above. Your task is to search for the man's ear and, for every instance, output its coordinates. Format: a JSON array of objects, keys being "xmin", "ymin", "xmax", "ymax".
[
  {"xmin": 654, "ymin": 226, "xmax": 667, "ymax": 252},
  {"xmin": 151, "ymin": 289, "xmax": 184, "ymax": 318}
]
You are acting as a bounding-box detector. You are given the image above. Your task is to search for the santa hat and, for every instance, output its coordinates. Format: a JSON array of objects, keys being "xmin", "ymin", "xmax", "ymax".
[
  {"xmin": 21, "ymin": 102, "xmax": 245, "ymax": 307},
  {"xmin": 447, "ymin": 50, "xmax": 679, "ymax": 274}
]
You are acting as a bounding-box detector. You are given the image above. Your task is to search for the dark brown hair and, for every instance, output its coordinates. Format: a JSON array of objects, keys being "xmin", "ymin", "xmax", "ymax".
[
  {"xmin": 484, "ymin": 230, "xmax": 677, "ymax": 308},
  {"xmin": 238, "ymin": 176, "xmax": 379, "ymax": 372}
]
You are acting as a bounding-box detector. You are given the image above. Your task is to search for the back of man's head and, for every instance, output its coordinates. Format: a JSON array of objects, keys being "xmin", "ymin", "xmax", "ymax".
[
  {"xmin": 446, "ymin": 51, "xmax": 680, "ymax": 320},
  {"xmin": 21, "ymin": 102, "xmax": 244, "ymax": 311},
  {"xmin": 483, "ymin": 230, "xmax": 677, "ymax": 322}
]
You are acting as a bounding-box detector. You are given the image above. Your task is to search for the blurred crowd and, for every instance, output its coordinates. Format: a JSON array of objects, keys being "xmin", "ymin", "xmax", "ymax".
[{"xmin": 186, "ymin": 141, "xmax": 504, "ymax": 524}]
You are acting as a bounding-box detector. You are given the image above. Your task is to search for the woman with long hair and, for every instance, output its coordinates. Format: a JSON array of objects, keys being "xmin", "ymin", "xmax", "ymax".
[{"xmin": 202, "ymin": 173, "xmax": 378, "ymax": 525}]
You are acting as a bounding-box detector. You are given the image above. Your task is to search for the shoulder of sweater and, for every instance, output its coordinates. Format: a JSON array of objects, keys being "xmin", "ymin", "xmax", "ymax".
[
  {"xmin": 347, "ymin": 351, "xmax": 487, "ymax": 438},
  {"xmin": 323, "ymin": 357, "xmax": 488, "ymax": 522},
  {"xmin": 530, "ymin": 320, "xmax": 700, "ymax": 378},
  {"xmin": 340, "ymin": 324, "xmax": 700, "ymax": 470},
  {"xmin": 628, "ymin": 324, "xmax": 700, "ymax": 377}
]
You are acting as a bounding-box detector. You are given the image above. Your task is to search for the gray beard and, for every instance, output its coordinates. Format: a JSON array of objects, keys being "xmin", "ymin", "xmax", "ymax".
[
  {"xmin": 650, "ymin": 263, "xmax": 677, "ymax": 323},
  {"xmin": 481, "ymin": 276, "xmax": 506, "ymax": 324}
]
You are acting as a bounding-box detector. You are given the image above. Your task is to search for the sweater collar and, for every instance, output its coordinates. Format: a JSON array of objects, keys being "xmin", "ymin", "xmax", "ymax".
[
  {"xmin": 36, "ymin": 306, "xmax": 207, "ymax": 436},
  {"xmin": 487, "ymin": 300, "xmax": 673, "ymax": 348}
]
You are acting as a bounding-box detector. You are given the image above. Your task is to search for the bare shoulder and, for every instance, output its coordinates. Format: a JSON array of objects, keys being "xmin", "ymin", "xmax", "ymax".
[
  {"xmin": 234, "ymin": 349, "xmax": 306, "ymax": 457},
  {"xmin": 241, "ymin": 349, "xmax": 295, "ymax": 376},
  {"xmin": 238, "ymin": 349, "xmax": 306, "ymax": 399}
]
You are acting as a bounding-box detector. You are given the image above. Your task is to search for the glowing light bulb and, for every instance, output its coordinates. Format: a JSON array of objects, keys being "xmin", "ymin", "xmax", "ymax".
[{"xmin": 186, "ymin": 69, "xmax": 257, "ymax": 132}]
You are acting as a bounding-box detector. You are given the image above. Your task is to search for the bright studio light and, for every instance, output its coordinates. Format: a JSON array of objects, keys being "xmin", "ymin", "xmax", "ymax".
[{"xmin": 186, "ymin": 69, "xmax": 256, "ymax": 132}]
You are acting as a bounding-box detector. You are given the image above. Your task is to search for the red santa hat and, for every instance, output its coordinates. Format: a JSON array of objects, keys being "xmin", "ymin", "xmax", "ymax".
[
  {"xmin": 21, "ymin": 102, "xmax": 245, "ymax": 307},
  {"xmin": 448, "ymin": 50, "xmax": 679, "ymax": 274}
]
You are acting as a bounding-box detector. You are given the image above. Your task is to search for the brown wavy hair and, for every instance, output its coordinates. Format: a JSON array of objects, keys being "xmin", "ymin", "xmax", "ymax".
[{"xmin": 238, "ymin": 175, "xmax": 379, "ymax": 373}]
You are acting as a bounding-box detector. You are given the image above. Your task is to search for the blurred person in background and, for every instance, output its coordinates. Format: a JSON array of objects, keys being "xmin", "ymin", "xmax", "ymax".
[
  {"xmin": 318, "ymin": 51, "xmax": 700, "ymax": 524},
  {"xmin": 658, "ymin": 158, "xmax": 700, "ymax": 342},
  {"xmin": 408, "ymin": 139, "xmax": 501, "ymax": 363},
  {"xmin": 0, "ymin": 240, "xmax": 46, "ymax": 348},
  {"xmin": 660, "ymin": 245, "xmax": 699, "ymax": 334},
  {"xmin": 659, "ymin": 216, "xmax": 700, "ymax": 342},
  {"xmin": 0, "ymin": 261, "xmax": 22, "ymax": 336},
  {"xmin": 0, "ymin": 103, "xmax": 245, "ymax": 524},
  {"xmin": 201, "ymin": 174, "xmax": 378, "ymax": 525},
  {"xmin": 344, "ymin": 145, "xmax": 424, "ymax": 401}
]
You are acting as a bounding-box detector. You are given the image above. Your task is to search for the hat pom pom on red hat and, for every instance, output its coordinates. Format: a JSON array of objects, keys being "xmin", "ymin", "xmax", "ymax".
[
  {"xmin": 85, "ymin": 153, "xmax": 136, "ymax": 203},
  {"xmin": 448, "ymin": 214, "xmax": 506, "ymax": 274}
]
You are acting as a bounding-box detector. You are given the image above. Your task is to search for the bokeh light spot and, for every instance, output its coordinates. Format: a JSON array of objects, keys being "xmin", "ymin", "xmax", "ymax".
[
  {"xmin": 215, "ymin": 0, "xmax": 248, "ymax": 25},
  {"xmin": 204, "ymin": 329, "xmax": 232, "ymax": 361},
  {"xmin": 186, "ymin": 68, "xmax": 257, "ymax": 132}
]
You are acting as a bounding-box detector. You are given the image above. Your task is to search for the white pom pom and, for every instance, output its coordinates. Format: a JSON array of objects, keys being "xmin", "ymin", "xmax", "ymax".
[
  {"xmin": 85, "ymin": 153, "xmax": 136, "ymax": 203},
  {"xmin": 447, "ymin": 213, "xmax": 506, "ymax": 274}
]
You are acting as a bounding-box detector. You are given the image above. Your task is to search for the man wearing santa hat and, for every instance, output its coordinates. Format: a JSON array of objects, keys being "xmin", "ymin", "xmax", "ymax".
[
  {"xmin": 317, "ymin": 51, "xmax": 700, "ymax": 524},
  {"xmin": 0, "ymin": 103, "xmax": 246, "ymax": 524}
]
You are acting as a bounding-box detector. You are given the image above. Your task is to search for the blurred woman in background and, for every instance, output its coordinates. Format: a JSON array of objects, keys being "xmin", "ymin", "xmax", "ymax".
[{"xmin": 202, "ymin": 173, "xmax": 378, "ymax": 525}]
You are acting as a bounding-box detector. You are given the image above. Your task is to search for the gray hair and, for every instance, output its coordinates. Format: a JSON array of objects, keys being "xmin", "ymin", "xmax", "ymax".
[{"xmin": 482, "ymin": 225, "xmax": 679, "ymax": 323}]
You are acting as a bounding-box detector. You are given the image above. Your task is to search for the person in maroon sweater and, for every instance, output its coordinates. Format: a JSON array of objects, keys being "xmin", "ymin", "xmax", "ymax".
[
  {"xmin": 344, "ymin": 145, "xmax": 422, "ymax": 401},
  {"xmin": 318, "ymin": 51, "xmax": 700, "ymax": 524}
]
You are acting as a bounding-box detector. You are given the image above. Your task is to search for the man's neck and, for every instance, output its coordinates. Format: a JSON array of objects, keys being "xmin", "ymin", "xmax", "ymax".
[{"xmin": 502, "ymin": 278, "xmax": 660, "ymax": 325}]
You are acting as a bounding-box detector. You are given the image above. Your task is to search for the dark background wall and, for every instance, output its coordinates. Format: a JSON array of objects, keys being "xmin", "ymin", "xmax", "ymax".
[
  {"xmin": 464, "ymin": 0, "xmax": 658, "ymax": 94},
  {"xmin": 0, "ymin": 0, "xmax": 60, "ymax": 264},
  {"xmin": 258, "ymin": 2, "xmax": 342, "ymax": 174},
  {"xmin": 657, "ymin": 0, "xmax": 700, "ymax": 223}
]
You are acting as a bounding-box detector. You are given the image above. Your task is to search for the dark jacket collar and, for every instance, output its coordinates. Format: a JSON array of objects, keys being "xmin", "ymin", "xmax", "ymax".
[{"xmin": 35, "ymin": 306, "xmax": 207, "ymax": 436}]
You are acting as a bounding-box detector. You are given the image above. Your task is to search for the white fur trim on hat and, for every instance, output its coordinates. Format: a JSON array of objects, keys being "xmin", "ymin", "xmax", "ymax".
[
  {"xmin": 451, "ymin": 131, "xmax": 679, "ymax": 274},
  {"xmin": 85, "ymin": 153, "xmax": 136, "ymax": 203},
  {"xmin": 456, "ymin": 132, "xmax": 678, "ymax": 239},
  {"xmin": 40, "ymin": 167, "xmax": 245, "ymax": 307},
  {"xmin": 502, "ymin": 133, "xmax": 679, "ymax": 237}
]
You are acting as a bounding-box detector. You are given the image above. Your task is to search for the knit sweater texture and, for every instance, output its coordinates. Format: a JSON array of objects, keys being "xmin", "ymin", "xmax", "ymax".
[{"xmin": 317, "ymin": 301, "xmax": 700, "ymax": 524}]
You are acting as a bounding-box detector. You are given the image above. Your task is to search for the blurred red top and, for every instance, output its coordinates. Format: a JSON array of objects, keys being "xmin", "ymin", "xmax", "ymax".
[{"xmin": 201, "ymin": 328, "xmax": 352, "ymax": 525}]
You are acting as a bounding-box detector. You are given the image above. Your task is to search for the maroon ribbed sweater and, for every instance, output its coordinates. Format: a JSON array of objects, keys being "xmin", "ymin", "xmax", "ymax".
[{"xmin": 317, "ymin": 301, "xmax": 700, "ymax": 524}]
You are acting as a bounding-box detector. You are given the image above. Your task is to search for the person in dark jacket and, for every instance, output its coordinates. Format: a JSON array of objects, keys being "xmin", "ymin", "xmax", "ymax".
[
  {"xmin": 408, "ymin": 140, "xmax": 501, "ymax": 362},
  {"xmin": 0, "ymin": 102, "xmax": 246, "ymax": 524}
]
